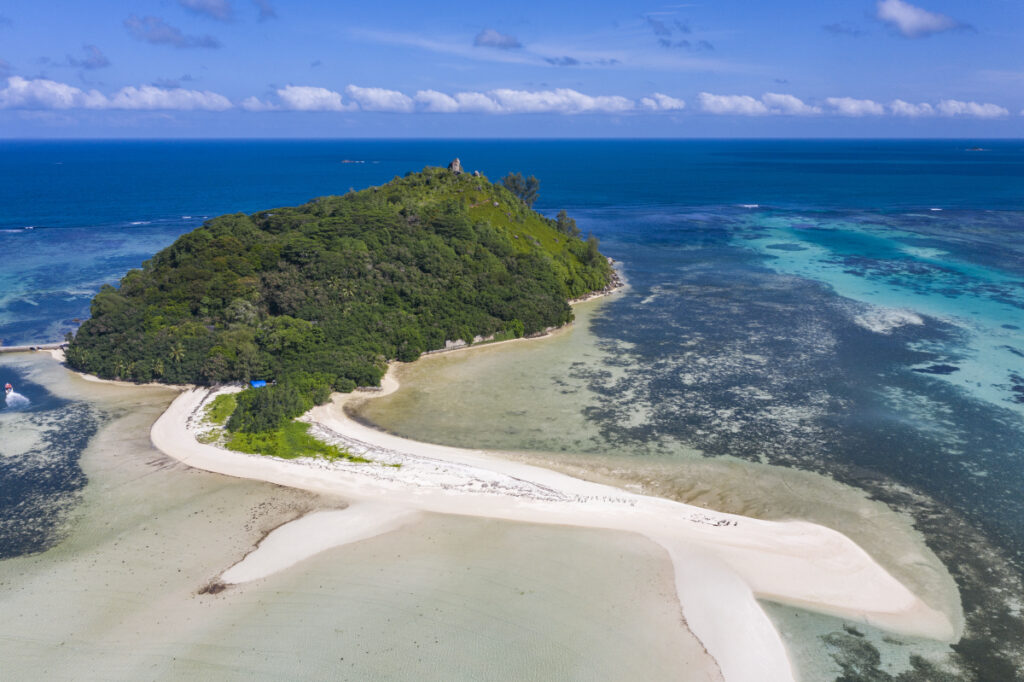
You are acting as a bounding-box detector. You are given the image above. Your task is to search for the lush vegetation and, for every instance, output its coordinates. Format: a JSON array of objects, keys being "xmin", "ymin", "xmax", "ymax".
[
  {"xmin": 203, "ymin": 392, "xmax": 237, "ymax": 426},
  {"xmin": 198, "ymin": 392, "xmax": 368, "ymax": 462},
  {"xmin": 226, "ymin": 421, "xmax": 368, "ymax": 462},
  {"xmin": 66, "ymin": 165, "xmax": 612, "ymax": 433}
]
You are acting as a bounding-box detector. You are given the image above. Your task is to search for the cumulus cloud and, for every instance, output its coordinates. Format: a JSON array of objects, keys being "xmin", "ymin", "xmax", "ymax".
[
  {"xmin": 414, "ymin": 90, "xmax": 459, "ymax": 113},
  {"xmin": 178, "ymin": 0, "xmax": 233, "ymax": 21},
  {"xmin": 640, "ymin": 93, "xmax": 686, "ymax": 111},
  {"xmin": 0, "ymin": 76, "xmax": 231, "ymax": 111},
  {"xmin": 698, "ymin": 92, "xmax": 819, "ymax": 115},
  {"xmin": 698, "ymin": 93, "xmax": 768, "ymax": 115},
  {"xmin": 275, "ymin": 85, "xmax": 355, "ymax": 111},
  {"xmin": 876, "ymin": 0, "xmax": 959, "ymax": 37},
  {"xmin": 449, "ymin": 91, "xmax": 504, "ymax": 113},
  {"xmin": 108, "ymin": 85, "xmax": 231, "ymax": 111},
  {"xmin": 345, "ymin": 85, "xmax": 414, "ymax": 112},
  {"xmin": 411, "ymin": 88, "xmax": 632, "ymax": 114},
  {"xmin": 240, "ymin": 95, "xmax": 278, "ymax": 111},
  {"xmin": 124, "ymin": 15, "xmax": 221, "ymax": 49},
  {"xmin": 826, "ymin": 96, "xmax": 885, "ymax": 116},
  {"xmin": 761, "ymin": 92, "xmax": 821, "ymax": 115},
  {"xmin": 66, "ymin": 45, "xmax": 110, "ymax": 70},
  {"xmin": 0, "ymin": 76, "xmax": 106, "ymax": 109},
  {"xmin": 936, "ymin": 99, "xmax": 1009, "ymax": 118},
  {"xmin": 890, "ymin": 99, "xmax": 934, "ymax": 117},
  {"xmin": 488, "ymin": 88, "xmax": 632, "ymax": 114},
  {"xmin": 473, "ymin": 29, "xmax": 521, "ymax": 49}
]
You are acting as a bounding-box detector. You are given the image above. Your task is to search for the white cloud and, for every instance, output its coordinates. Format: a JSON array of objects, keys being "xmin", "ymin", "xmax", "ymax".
[
  {"xmin": 107, "ymin": 85, "xmax": 232, "ymax": 111},
  {"xmin": 826, "ymin": 96, "xmax": 885, "ymax": 116},
  {"xmin": 345, "ymin": 85, "xmax": 414, "ymax": 113},
  {"xmin": 0, "ymin": 76, "xmax": 231, "ymax": 111},
  {"xmin": 876, "ymin": 0, "xmax": 958, "ymax": 37},
  {"xmin": 640, "ymin": 92, "xmax": 686, "ymax": 111},
  {"xmin": 0, "ymin": 76, "xmax": 230, "ymax": 111},
  {"xmin": 698, "ymin": 92, "xmax": 768, "ymax": 115},
  {"xmin": 0, "ymin": 76, "xmax": 105, "ymax": 109},
  {"xmin": 240, "ymin": 95, "xmax": 277, "ymax": 111},
  {"xmin": 414, "ymin": 90, "xmax": 459, "ymax": 113},
  {"xmin": 890, "ymin": 99, "xmax": 935, "ymax": 117},
  {"xmin": 936, "ymin": 99, "xmax": 1009, "ymax": 118},
  {"xmin": 451, "ymin": 92, "xmax": 503, "ymax": 113},
  {"xmin": 761, "ymin": 92, "xmax": 821, "ymax": 115},
  {"xmin": 488, "ymin": 88, "xmax": 633, "ymax": 114},
  {"xmin": 413, "ymin": 87, "xmax": 633, "ymax": 114},
  {"xmin": 698, "ymin": 92, "xmax": 819, "ymax": 115},
  {"xmin": 276, "ymin": 85, "xmax": 354, "ymax": 111}
]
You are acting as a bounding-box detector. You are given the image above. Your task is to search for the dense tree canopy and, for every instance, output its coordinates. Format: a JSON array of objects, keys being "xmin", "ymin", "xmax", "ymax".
[{"xmin": 67, "ymin": 166, "xmax": 612, "ymax": 431}]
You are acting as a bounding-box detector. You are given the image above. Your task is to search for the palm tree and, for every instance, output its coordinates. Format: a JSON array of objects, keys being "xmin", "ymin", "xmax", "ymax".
[{"xmin": 169, "ymin": 343, "xmax": 185, "ymax": 365}]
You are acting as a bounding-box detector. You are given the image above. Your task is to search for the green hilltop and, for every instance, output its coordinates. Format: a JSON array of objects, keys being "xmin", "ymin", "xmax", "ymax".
[{"xmin": 66, "ymin": 164, "xmax": 613, "ymax": 432}]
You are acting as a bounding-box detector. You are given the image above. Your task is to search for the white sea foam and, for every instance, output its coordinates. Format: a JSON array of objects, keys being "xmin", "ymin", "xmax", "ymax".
[
  {"xmin": 854, "ymin": 307, "xmax": 925, "ymax": 334},
  {"xmin": 740, "ymin": 204, "xmax": 759, "ymax": 209}
]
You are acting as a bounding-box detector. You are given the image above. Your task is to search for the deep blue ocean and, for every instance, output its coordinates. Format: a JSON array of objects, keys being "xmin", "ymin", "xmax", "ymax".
[{"xmin": 1, "ymin": 140, "xmax": 1023, "ymax": 678}]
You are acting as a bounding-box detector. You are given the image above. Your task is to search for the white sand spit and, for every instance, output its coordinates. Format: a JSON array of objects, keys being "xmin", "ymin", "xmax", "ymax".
[
  {"xmin": 221, "ymin": 504, "xmax": 421, "ymax": 584},
  {"xmin": 152, "ymin": 375, "xmax": 959, "ymax": 682}
]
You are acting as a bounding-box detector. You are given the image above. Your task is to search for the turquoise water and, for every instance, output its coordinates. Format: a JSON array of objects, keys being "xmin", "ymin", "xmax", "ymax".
[{"xmin": 1, "ymin": 140, "xmax": 1023, "ymax": 678}]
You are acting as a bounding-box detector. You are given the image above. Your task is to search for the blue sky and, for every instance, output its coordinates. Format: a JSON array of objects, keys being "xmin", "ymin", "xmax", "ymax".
[{"xmin": 1, "ymin": 0, "xmax": 1022, "ymax": 137}]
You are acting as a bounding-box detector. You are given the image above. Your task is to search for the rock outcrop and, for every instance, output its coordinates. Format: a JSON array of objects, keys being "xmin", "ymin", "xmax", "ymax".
[{"xmin": 447, "ymin": 158, "xmax": 463, "ymax": 174}]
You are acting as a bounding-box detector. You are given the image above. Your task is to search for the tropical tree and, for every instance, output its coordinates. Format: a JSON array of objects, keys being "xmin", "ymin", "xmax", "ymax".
[
  {"xmin": 169, "ymin": 343, "xmax": 185, "ymax": 365},
  {"xmin": 502, "ymin": 172, "xmax": 539, "ymax": 207},
  {"xmin": 555, "ymin": 210, "xmax": 580, "ymax": 237}
]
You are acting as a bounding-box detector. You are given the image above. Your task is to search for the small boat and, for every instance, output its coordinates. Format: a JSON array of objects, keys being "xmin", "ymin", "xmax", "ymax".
[{"xmin": 4, "ymin": 383, "xmax": 12, "ymax": 397}]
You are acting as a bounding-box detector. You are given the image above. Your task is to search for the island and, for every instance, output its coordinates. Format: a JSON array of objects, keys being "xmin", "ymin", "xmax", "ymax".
[
  {"xmin": 66, "ymin": 162, "xmax": 615, "ymax": 446},
  {"xmin": 63, "ymin": 162, "xmax": 960, "ymax": 682}
]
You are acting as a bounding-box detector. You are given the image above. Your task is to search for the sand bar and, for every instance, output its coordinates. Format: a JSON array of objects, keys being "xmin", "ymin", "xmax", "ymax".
[{"xmin": 151, "ymin": 365, "xmax": 959, "ymax": 682}]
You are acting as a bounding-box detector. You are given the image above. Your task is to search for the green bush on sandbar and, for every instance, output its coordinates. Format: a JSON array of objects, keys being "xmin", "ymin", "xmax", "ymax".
[{"xmin": 225, "ymin": 420, "xmax": 368, "ymax": 462}]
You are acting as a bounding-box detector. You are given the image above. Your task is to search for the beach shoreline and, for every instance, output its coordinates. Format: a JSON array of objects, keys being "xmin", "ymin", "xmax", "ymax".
[{"xmin": 149, "ymin": 354, "xmax": 960, "ymax": 682}]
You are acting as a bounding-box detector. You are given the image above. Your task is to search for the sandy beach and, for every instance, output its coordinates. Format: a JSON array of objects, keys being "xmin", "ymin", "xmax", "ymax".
[{"xmin": 150, "ymin": 357, "xmax": 961, "ymax": 682}]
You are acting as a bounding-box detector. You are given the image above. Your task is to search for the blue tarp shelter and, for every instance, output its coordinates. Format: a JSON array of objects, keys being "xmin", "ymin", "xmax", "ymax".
[{"xmin": 250, "ymin": 380, "xmax": 267, "ymax": 388}]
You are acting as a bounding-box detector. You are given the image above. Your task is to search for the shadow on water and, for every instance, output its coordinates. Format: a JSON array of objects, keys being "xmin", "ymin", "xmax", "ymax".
[{"xmin": 0, "ymin": 362, "xmax": 99, "ymax": 560}]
